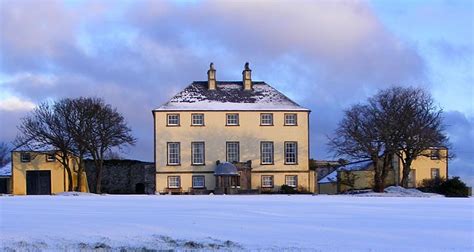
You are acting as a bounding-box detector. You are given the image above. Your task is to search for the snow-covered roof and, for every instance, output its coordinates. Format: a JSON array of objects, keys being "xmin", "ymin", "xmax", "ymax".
[
  {"xmin": 154, "ymin": 81, "xmax": 309, "ymax": 111},
  {"xmin": 0, "ymin": 163, "xmax": 12, "ymax": 177},
  {"xmin": 318, "ymin": 160, "xmax": 372, "ymax": 184}
]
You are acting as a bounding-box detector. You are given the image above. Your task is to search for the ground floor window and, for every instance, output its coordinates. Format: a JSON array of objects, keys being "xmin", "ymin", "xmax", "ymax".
[
  {"xmin": 168, "ymin": 176, "xmax": 180, "ymax": 188},
  {"xmin": 192, "ymin": 176, "xmax": 205, "ymax": 188},
  {"xmin": 431, "ymin": 168, "xmax": 440, "ymax": 179},
  {"xmin": 261, "ymin": 175, "xmax": 274, "ymax": 188},
  {"xmin": 285, "ymin": 175, "xmax": 298, "ymax": 188}
]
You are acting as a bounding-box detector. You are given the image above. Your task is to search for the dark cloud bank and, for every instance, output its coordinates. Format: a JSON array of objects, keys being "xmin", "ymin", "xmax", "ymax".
[{"xmin": 0, "ymin": 0, "xmax": 472, "ymax": 184}]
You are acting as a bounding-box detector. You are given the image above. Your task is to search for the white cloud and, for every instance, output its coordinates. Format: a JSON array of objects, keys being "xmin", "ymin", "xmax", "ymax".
[{"xmin": 0, "ymin": 96, "xmax": 35, "ymax": 111}]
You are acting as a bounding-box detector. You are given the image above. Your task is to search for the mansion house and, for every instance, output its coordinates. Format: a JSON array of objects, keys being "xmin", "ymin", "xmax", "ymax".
[{"xmin": 152, "ymin": 63, "xmax": 316, "ymax": 194}]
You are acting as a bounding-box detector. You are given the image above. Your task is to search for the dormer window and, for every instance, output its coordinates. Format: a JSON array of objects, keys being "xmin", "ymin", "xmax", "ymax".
[
  {"xmin": 226, "ymin": 113, "xmax": 239, "ymax": 126},
  {"xmin": 191, "ymin": 113, "xmax": 204, "ymax": 126},
  {"xmin": 260, "ymin": 113, "xmax": 273, "ymax": 126},
  {"xmin": 284, "ymin": 113, "xmax": 297, "ymax": 126},
  {"xmin": 167, "ymin": 114, "xmax": 180, "ymax": 126},
  {"xmin": 430, "ymin": 149, "xmax": 440, "ymax": 160},
  {"xmin": 21, "ymin": 153, "xmax": 31, "ymax": 163},
  {"xmin": 46, "ymin": 154, "xmax": 55, "ymax": 162}
]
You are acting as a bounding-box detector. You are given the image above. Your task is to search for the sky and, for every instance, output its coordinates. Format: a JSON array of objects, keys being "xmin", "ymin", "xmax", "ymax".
[{"xmin": 0, "ymin": 0, "xmax": 473, "ymax": 185}]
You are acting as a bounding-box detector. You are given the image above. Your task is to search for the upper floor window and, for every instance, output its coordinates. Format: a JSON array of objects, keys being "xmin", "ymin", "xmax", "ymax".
[
  {"xmin": 191, "ymin": 142, "xmax": 205, "ymax": 165},
  {"xmin": 261, "ymin": 141, "xmax": 274, "ymax": 165},
  {"xmin": 191, "ymin": 113, "xmax": 204, "ymax": 126},
  {"xmin": 226, "ymin": 142, "xmax": 240, "ymax": 163},
  {"xmin": 46, "ymin": 154, "xmax": 55, "ymax": 162},
  {"xmin": 167, "ymin": 142, "xmax": 180, "ymax": 165},
  {"xmin": 21, "ymin": 153, "xmax": 31, "ymax": 163},
  {"xmin": 431, "ymin": 168, "xmax": 440, "ymax": 179},
  {"xmin": 260, "ymin": 113, "xmax": 273, "ymax": 126},
  {"xmin": 285, "ymin": 175, "xmax": 298, "ymax": 188},
  {"xmin": 261, "ymin": 175, "xmax": 274, "ymax": 188},
  {"xmin": 284, "ymin": 113, "xmax": 297, "ymax": 126},
  {"xmin": 192, "ymin": 176, "xmax": 205, "ymax": 189},
  {"xmin": 168, "ymin": 176, "xmax": 181, "ymax": 188},
  {"xmin": 226, "ymin": 113, "xmax": 239, "ymax": 126},
  {"xmin": 167, "ymin": 114, "xmax": 180, "ymax": 126},
  {"xmin": 285, "ymin": 142, "xmax": 298, "ymax": 164},
  {"xmin": 430, "ymin": 149, "xmax": 440, "ymax": 160}
]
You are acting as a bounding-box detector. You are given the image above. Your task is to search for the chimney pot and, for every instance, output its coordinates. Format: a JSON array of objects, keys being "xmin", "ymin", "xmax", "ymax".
[
  {"xmin": 207, "ymin": 62, "xmax": 216, "ymax": 90},
  {"xmin": 242, "ymin": 62, "xmax": 252, "ymax": 90}
]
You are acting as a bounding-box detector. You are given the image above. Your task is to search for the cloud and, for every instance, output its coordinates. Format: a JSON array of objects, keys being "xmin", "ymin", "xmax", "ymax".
[{"xmin": 0, "ymin": 96, "xmax": 35, "ymax": 112}]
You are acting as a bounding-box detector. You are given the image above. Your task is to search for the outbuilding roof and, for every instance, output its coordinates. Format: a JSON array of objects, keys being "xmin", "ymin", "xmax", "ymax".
[
  {"xmin": 318, "ymin": 160, "xmax": 373, "ymax": 184},
  {"xmin": 154, "ymin": 81, "xmax": 309, "ymax": 111}
]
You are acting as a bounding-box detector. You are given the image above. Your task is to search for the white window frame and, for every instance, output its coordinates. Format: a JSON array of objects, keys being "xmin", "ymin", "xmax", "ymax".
[
  {"xmin": 191, "ymin": 142, "xmax": 205, "ymax": 165},
  {"xmin": 46, "ymin": 153, "xmax": 55, "ymax": 162},
  {"xmin": 431, "ymin": 168, "xmax": 440, "ymax": 179},
  {"xmin": 226, "ymin": 113, "xmax": 239, "ymax": 126},
  {"xmin": 285, "ymin": 175, "xmax": 298, "ymax": 188},
  {"xmin": 260, "ymin": 113, "xmax": 273, "ymax": 126},
  {"xmin": 191, "ymin": 113, "xmax": 204, "ymax": 126},
  {"xmin": 261, "ymin": 142, "xmax": 274, "ymax": 165},
  {"xmin": 226, "ymin": 142, "xmax": 240, "ymax": 163},
  {"xmin": 284, "ymin": 113, "xmax": 297, "ymax": 126},
  {"xmin": 167, "ymin": 142, "xmax": 180, "ymax": 165},
  {"xmin": 285, "ymin": 142, "xmax": 298, "ymax": 164},
  {"xmin": 21, "ymin": 153, "xmax": 31, "ymax": 163},
  {"xmin": 168, "ymin": 176, "xmax": 181, "ymax": 188},
  {"xmin": 261, "ymin": 175, "xmax": 274, "ymax": 188},
  {"xmin": 192, "ymin": 176, "xmax": 205, "ymax": 189},
  {"xmin": 167, "ymin": 114, "xmax": 180, "ymax": 126}
]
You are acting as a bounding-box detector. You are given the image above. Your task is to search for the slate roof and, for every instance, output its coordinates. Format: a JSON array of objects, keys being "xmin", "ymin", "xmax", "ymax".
[
  {"xmin": 154, "ymin": 81, "xmax": 309, "ymax": 111},
  {"xmin": 318, "ymin": 160, "xmax": 373, "ymax": 184}
]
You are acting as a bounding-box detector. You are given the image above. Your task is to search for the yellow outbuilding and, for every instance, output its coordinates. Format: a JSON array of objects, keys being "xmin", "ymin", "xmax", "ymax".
[{"xmin": 11, "ymin": 151, "xmax": 88, "ymax": 195}]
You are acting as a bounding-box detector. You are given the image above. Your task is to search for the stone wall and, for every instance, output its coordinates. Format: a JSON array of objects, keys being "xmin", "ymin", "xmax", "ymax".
[{"xmin": 85, "ymin": 159, "xmax": 155, "ymax": 194}]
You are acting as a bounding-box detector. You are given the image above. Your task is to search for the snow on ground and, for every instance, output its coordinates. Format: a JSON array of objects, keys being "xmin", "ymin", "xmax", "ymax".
[
  {"xmin": 346, "ymin": 186, "xmax": 443, "ymax": 198},
  {"xmin": 0, "ymin": 195, "xmax": 472, "ymax": 251}
]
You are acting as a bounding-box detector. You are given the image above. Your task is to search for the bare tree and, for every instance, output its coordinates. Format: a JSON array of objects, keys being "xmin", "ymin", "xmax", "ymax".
[
  {"xmin": 16, "ymin": 102, "xmax": 75, "ymax": 191},
  {"xmin": 0, "ymin": 142, "xmax": 11, "ymax": 167},
  {"xmin": 380, "ymin": 87, "xmax": 448, "ymax": 187},
  {"xmin": 73, "ymin": 98, "xmax": 136, "ymax": 193},
  {"xmin": 329, "ymin": 104, "xmax": 389, "ymax": 192}
]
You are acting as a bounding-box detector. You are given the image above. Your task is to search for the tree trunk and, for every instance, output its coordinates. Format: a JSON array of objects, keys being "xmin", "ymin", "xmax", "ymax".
[
  {"xmin": 76, "ymin": 159, "xmax": 83, "ymax": 192},
  {"xmin": 65, "ymin": 165, "xmax": 74, "ymax": 191},
  {"xmin": 372, "ymin": 156, "xmax": 385, "ymax": 193},
  {"xmin": 95, "ymin": 159, "xmax": 104, "ymax": 194},
  {"xmin": 400, "ymin": 158, "xmax": 413, "ymax": 188}
]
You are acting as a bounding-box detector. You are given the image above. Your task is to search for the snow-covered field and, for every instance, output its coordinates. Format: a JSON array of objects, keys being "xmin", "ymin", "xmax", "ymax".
[{"xmin": 0, "ymin": 194, "xmax": 472, "ymax": 251}]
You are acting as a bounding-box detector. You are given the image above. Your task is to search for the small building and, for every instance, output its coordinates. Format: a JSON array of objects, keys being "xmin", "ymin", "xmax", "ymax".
[
  {"xmin": 0, "ymin": 163, "xmax": 12, "ymax": 194},
  {"xmin": 11, "ymin": 150, "xmax": 88, "ymax": 195},
  {"xmin": 318, "ymin": 148, "xmax": 449, "ymax": 194}
]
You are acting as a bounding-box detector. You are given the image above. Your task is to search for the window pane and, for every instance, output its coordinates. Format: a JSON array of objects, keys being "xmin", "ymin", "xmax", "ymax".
[
  {"xmin": 285, "ymin": 142, "xmax": 297, "ymax": 164},
  {"xmin": 261, "ymin": 113, "xmax": 273, "ymax": 125},
  {"xmin": 168, "ymin": 143, "xmax": 180, "ymax": 165},
  {"xmin": 226, "ymin": 114, "xmax": 239, "ymax": 125},
  {"xmin": 285, "ymin": 114, "xmax": 297, "ymax": 125},
  {"xmin": 226, "ymin": 142, "xmax": 240, "ymax": 163},
  {"xmin": 192, "ymin": 142, "xmax": 204, "ymax": 165},
  {"xmin": 167, "ymin": 114, "xmax": 180, "ymax": 125},
  {"xmin": 261, "ymin": 142, "xmax": 274, "ymax": 164},
  {"xmin": 21, "ymin": 153, "xmax": 31, "ymax": 162},
  {"xmin": 193, "ymin": 176, "xmax": 205, "ymax": 188},
  {"xmin": 262, "ymin": 176, "xmax": 273, "ymax": 187},
  {"xmin": 192, "ymin": 114, "xmax": 204, "ymax": 125},
  {"xmin": 168, "ymin": 176, "xmax": 180, "ymax": 188},
  {"xmin": 286, "ymin": 176, "xmax": 297, "ymax": 187}
]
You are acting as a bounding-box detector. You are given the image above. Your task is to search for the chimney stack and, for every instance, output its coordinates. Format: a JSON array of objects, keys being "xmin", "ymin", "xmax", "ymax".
[
  {"xmin": 207, "ymin": 62, "xmax": 216, "ymax": 90},
  {"xmin": 242, "ymin": 62, "xmax": 252, "ymax": 90}
]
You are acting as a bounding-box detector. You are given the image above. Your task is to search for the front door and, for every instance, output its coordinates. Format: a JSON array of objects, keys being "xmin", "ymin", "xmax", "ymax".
[{"xmin": 26, "ymin": 171, "xmax": 51, "ymax": 195}]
